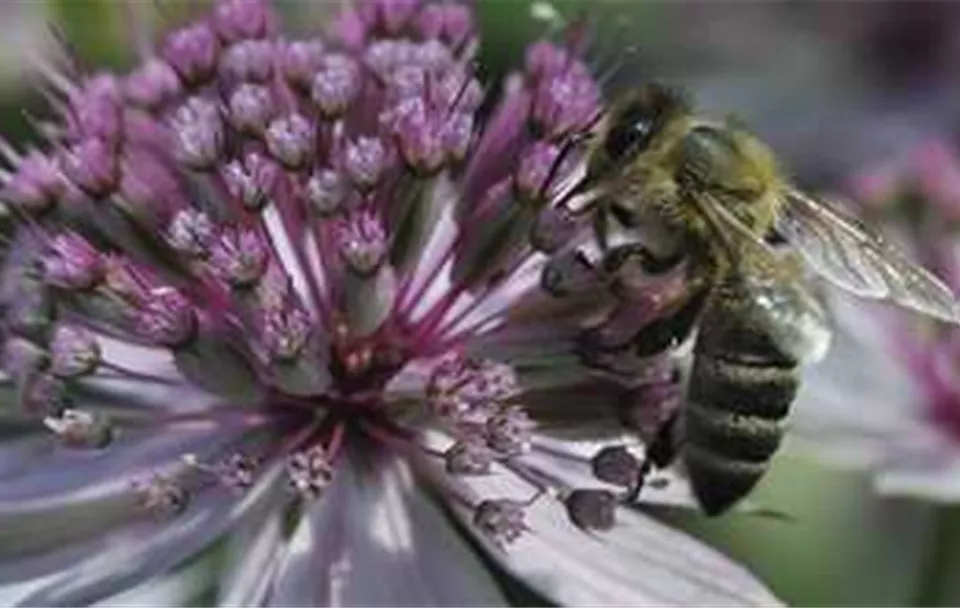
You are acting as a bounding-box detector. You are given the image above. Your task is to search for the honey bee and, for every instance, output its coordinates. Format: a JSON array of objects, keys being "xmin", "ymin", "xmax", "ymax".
[{"xmin": 578, "ymin": 84, "xmax": 960, "ymax": 515}]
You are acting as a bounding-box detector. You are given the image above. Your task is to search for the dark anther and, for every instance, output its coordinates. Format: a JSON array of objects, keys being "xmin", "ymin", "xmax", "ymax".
[
  {"xmin": 565, "ymin": 489, "xmax": 618, "ymax": 531},
  {"xmin": 592, "ymin": 445, "xmax": 640, "ymax": 487}
]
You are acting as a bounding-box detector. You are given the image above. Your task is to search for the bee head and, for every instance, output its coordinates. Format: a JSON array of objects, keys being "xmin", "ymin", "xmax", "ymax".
[
  {"xmin": 565, "ymin": 84, "xmax": 690, "ymax": 216},
  {"xmin": 599, "ymin": 84, "xmax": 690, "ymax": 168}
]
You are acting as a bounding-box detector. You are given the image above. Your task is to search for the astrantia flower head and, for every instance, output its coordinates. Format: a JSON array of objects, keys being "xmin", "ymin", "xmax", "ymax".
[
  {"xmin": 0, "ymin": 1, "xmax": 777, "ymax": 605},
  {"xmin": 793, "ymin": 139, "xmax": 960, "ymax": 502}
]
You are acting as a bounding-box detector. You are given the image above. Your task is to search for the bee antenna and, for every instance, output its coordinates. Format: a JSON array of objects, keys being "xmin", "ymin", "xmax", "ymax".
[
  {"xmin": 577, "ymin": 107, "xmax": 607, "ymax": 138},
  {"xmin": 444, "ymin": 66, "xmax": 478, "ymax": 121},
  {"xmin": 595, "ymin": 44, "xmax": 640, "ymax": 90},
  {"xmin": 538, "ymin": 134, "xmax": 587, "ymax": 201}
]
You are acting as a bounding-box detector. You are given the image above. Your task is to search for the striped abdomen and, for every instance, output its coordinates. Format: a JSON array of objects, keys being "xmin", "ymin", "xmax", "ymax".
[{"xmin": 683, "ymin": 281, "xmax": 800, "ymax": 515}]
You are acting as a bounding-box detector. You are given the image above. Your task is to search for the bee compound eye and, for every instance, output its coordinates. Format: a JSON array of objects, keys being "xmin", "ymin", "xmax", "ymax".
[
  {"xmin": 603, "ymin": 85, "xmax": 686, "ymax": 163},
  {"xmin": 603, "ymin": 107, "xmax": 654, "ymax": 161}
]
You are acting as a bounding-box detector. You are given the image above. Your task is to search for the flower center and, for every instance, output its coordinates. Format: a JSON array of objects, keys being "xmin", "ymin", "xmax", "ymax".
[{"xmin": 327, "ymin": 322, "xmax": 410, "ymax": 399}]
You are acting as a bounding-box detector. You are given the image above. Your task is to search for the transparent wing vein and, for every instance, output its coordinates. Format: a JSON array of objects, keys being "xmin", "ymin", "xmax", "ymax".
[{"xmin": 776, "ymin": 189, "xmax": 960, "ymax": 323}]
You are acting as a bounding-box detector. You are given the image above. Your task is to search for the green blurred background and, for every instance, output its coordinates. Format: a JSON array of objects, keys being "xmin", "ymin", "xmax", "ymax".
[{"xmin": 7, "ymin": 0, "xmax": 960, "ymax": 605}]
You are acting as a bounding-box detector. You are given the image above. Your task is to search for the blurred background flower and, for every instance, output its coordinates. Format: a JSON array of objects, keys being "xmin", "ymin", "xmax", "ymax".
[
  {"xmin": 788, "ymin": 139, "xmax": 960, "ymax": 606},
  {"xmin": 792, "ymin": 140, "xmax": 960, "ymax": 502}
]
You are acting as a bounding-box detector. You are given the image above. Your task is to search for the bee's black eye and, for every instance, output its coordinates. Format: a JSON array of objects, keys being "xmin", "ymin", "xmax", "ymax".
[
  {"xmin": 603, "ymin": 102, "xmax": 656, "ymax": 161},
  {"xmin": 602, "ymin": 85, "xmax": 688, "ymax": 163}
]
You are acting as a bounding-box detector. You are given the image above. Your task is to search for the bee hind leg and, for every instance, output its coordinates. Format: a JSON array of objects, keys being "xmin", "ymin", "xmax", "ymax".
[{"xmin": 624, "ymin": 410, "xmax": 682, "ymax": 504}]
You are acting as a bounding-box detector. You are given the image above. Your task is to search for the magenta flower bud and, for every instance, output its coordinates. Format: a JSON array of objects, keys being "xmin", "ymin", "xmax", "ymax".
[
  {"xmin": 413, "ymin": 40, "xmax": 454, "ymax": 73},
  {"xmin": 415, "ymin": 4, "xmax": 446, "ymax": 40},
  {"xmin": 221, "ymin": 152, "xmax": 277, "ymax": 210},
  {"xmin": 286, "ymin": 444, "xmax": 333, "ymax": 499},
  {"xmin": 335, "ymin": 209, "xmax": 387, "ymax": 275},
  {"xmin": 365, "ymin": 39, "xmax": 451, "ymax": 79},
  {"xmin": 305, "ymin": 168, "xmax": 347, "ymax": 216},
  {"xmin": 343, "ymin": 136, "xmax": 388, "ymax": 190},
  {"xmin": 125, "ymin": 58, "xmax": 181, "ymax": 111},
  {"xmin": 43, "ymin": 232, "xmax": 104, "ymax": 290},
  {"xmin": 417, "ymin": 3, "xmax": 474, "ymax": 48},
  {"xmin": 219, "ymin": 39, "xmax": 275, "ymax": 83},
  {"xmin": 213, "ymin": 0, "xmax": 272, "ymax": 42},
  {"xmin": 280, "ymin": 39, "xmax": 325, "ymax": 91},
  {"xmin": 532, "ymin": 71, "xmax": 600, "ymax": 139},
  {"xmin": 166, "ymin": 208, "xmax": 215, "ymax": 258},
  {"xmin": 265, "ymin": 113, "xmax": 314, "ymax": 170},
  {"xmin": 59, "ymin": 137, "xmax": 119, "ymax": 197},
  {"xmin": 360, "ymin": 0, "xmax": 419, "ymax": 35},
  {"xmin": 443, "ymin": 5, "xmax": 474, "ymax": 45},
  {"xmin": 428, "ymin": 356, "xmax": 519, "ymax": 423},
  {"xmin": 485, "ymin": 406, "xmax": 533, "ymax": 455},
  {"xmin": 442, "ymin": 112, "xmax": 473, "ymax": 162},
  {"xmin": 516, "ymin": 141, "xmax": 563, "ymax": 200},
  {"xmin": 430, "ymin": 69, "xmax": 483, "ymax": 113},
  {"xmin": 261, "ymin": 303, "xmax": 311, "ymax": 361},
  {"xmin": 310, "ymin": 54, "xmax": 361, "ymax": 120},
  {"xmin": 380, "ymin": 94, "xmax": 425, "ymax": 134},
  {"xmin": 2, "ymin": 151, "xmax": 65, "ymax": 213},
  {"xmin": 118, "ymin": 150, "xmax": 184, "ymax": 215},
  {"xmin": 474, "ymin": 499, "xmax": 526, "ymax": 546},
  {"xmin": 163, "ymin": 23, "xmax": 220, "ymax": 86},
  {"xmin": 227, "ymin": 83, "xmax": 275, "ymax": 135},
  {"xmin": 394, "ymin": 105, "xmax": 444, "ymax": 175},
  {"xmin": 66, "ymin": 75, "xmax": 123, "ymax": 144},
  {"xmin": 136, "ymin": 287, "xmax": 197, "ymax": 347},
  {"xmin": 445, "ymin": 438, "xmax": 495, "ymax": 475},
  {"xmin": 209, "ymin": 226, "xmax": 269, "ymax": 287},
  {"xmin": 384, "ymin": 68, "xmax": 428, "ymax": 108},
  {"xmin": 171, "ymin": 97, "xmax": 225, "ymax": 170},
  {"xmin": 49, "ymin": 325, "xmax": 101, "ymax": 378},
  {"xmin": 364, "ymin": 40, "xmax": 411, "ymax": 79},
  {"xmin": 209, "ymin": 453, "xmax": 259, "ymax": 492},
  {"xmin": 524, "ymin": 41, "xmax": 570, "ymax": 81}
]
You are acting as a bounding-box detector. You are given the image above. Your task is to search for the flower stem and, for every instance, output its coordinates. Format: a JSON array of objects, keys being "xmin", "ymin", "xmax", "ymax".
[{"xmin": 915, "ymin": 504, "xmax": 960, "ymax": 606}]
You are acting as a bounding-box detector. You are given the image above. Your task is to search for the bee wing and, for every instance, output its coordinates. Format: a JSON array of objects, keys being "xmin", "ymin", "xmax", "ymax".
[
  {"xmin": 691, "ymin": 191, "xmax": 833, "ymax": 364},
  {"xmin": 775, "ymin": 188, "xmax": 960, "ymax": 323}
]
